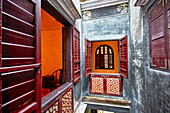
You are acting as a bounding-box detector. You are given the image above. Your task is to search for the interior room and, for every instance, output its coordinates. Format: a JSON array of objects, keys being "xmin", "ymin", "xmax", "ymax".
[{"xmin": 41, "ymin": 9, "xmax": 65, "ymax": 98}]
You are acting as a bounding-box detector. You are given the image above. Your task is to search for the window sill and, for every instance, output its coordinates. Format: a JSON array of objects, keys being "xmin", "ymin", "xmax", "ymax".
[
  {"xmin": 41, "ymin": 82, "xmax": 72, "ymax": 109},
  {"xmin": 91, "ymin": 73, "xmax": 120, "ymax": 76}
]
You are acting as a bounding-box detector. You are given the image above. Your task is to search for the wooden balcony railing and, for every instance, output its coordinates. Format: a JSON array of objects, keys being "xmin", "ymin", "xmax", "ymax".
[{"xmin": 42, "ymin": 82, "xmax": 73, "ymax": 113}]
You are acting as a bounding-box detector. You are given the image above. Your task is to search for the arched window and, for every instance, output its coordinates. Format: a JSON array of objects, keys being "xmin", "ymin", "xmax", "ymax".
[{"xmin": 95, "ymin": 45, "xmax": 114, "ymax": 69}]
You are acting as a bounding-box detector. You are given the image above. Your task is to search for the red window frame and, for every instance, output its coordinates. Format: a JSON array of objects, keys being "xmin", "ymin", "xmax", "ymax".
[{"xmin": 72, "ymin": 26, "xmax": 81, "ymax": 83}]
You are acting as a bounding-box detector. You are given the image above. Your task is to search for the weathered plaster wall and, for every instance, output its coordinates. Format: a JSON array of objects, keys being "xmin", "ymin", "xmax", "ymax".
[
  {"xmin": 123, "ymin": 0, "xmax": 170, "ymax": 113},
  {"xmin": 81, "ymin": 3, "xmax": 130, "ymax": 96}
]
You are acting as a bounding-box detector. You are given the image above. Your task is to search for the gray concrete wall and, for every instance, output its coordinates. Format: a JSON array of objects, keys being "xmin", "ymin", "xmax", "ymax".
[
  {"xmin": 123, "ymin": 0, "xmax": 170, "ymax": 113},
  {"xmin": 81, "ymin": 3, "xmax": 130, "ymax": 96}
]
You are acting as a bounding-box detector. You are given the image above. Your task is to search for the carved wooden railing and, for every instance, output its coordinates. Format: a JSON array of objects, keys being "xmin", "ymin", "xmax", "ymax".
[
  {"xmin": 90, "ymin": 74, "xmax": 122, "ymax": 96},
  {"xmin": 42, "ymin": 82, "xmax": 73, "ymax": 113}
]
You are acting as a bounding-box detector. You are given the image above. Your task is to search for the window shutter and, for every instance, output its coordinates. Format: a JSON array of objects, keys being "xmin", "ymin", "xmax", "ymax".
[
  {"xmin": 150, "ymin": 0, "xmax": 167, "ymax": 69},
  {"xmin": 119, "ymin": 35, "xmax": 128, "ymax": 79},
  {"xmin": 85, "ymin": 38, "xmax": 91, "ymax": 77},
  {"xmin": 72, "ymin": 27, "xmax": 81, "ymax": 83},
  {"xmin": 0, "ymin": 0, "xmax": 41, "ymax": 112},
  {"xmin": 166, "ymin": 0, "xmax": 170, "ymax": 70}
]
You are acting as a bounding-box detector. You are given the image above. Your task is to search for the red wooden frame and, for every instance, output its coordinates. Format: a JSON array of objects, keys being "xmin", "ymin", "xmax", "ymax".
[
  {"xmin": 85, "ymin": 38, "xmax": 91, "ymax": 77},
  {"xmin": 72, "ymin": 26, "xmax": 81, "ymax": 83},
  {"xmin": 90, "ymin": 75, "xmax": 105, "ymax": 95},
  {"xmin": 105, "ymin": 76, "xmax": 121, "ymax": 96},
  {"xmin": 119, "ymin": 35, "xmax": 128, "ymax": 79}
]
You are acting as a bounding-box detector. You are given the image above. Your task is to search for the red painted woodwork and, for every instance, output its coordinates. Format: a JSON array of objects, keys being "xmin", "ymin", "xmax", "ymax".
[
  {"xmin": 85, "ymin": 38, "xmax": 91, "ymax": 77},
  {"xmin": 150, "ymin": 0, "xmax": 167, "ymax": 69},
  {"xmin": 72, "ymin": 26, "xmax": 81, "ymax": 83},
  {"xmin": 91, "ymin": 75, "xmax": 105, "ymax": 94},
  {"xmin": 166, "ymin": 0, "xmax": 170, "ymax": 70},
  {"xmin": 0, "ymin": 0, "xmax": 41, "ymax": 112},
  {"xmin": 42, "ymin": 86, "xmax": 73, "ymax": 113},
  {"xmin": 105, "ymin": 76, "xmax": 121, "ymax": 96},
  {"xmin": 90, "ymin": 75, "xmax": 121, "ymax": 96},
  {"xmin": 149, "ymin": 0, "xmax": 170, "ymax": 70},
  {"xmin": 119, "ymin": 35, "xmax": 128, "ymax": 79}
]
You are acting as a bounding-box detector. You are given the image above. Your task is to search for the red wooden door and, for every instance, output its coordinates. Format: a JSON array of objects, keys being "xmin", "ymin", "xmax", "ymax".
[
  {"xmin": 119, "ymin": 35, "xmax": 128, "ymax": 79},
  {"xmin": 72, "ymin": 27, "xmax": 81, "ymax": 83},
  {"xmin": 0, "ymin": 0, "xmax": 41, "ymax": 112},
  {"xmin": 85, "ymin": 38, "xmax": 91, "ymax": 77}
]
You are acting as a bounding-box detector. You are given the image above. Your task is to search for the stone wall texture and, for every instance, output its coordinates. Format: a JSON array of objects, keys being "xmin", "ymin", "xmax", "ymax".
[{"xmin": 123, "ymin": 0, "xmax": 170, "ymax": 113}]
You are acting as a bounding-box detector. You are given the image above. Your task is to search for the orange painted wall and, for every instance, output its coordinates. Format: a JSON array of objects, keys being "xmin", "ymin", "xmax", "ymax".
[
  {"xmin": 41, "ymin": 9, "xmax": 64, "ymax": 77},
  {"xmin": 92, "ymin": 41, "xmax": 119, "ymax": 74}
]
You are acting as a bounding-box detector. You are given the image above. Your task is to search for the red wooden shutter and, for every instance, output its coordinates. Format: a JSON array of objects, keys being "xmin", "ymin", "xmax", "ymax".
[
  {"xmin": 72, "ymin": 27, "xmax": 80, "ymax": 83},
  {"xmin": 85, "ymin": 38, "xmax": 91, "ymax": 77},
  {"xmin": 166, "ymin": 0, "xmax": 170, "ymax": 70},
  {"xmin": 150, "ymin": 0, "xmax": 167, "ymax": 70},
  {"xmin": 0, "ymin": 0, "xmax": 41, "ymax": 112},
  {"xmin": 119, "ymin": 35, "xmax": 128, "ymax": 79}
]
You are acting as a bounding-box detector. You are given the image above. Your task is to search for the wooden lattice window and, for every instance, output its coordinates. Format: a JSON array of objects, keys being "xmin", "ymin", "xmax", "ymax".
[{"xmin": 95, "ymin": 45, "xmax": 114, "ymax": 69}]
